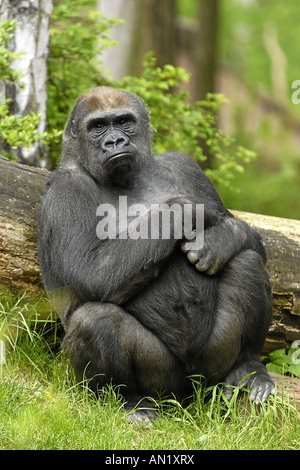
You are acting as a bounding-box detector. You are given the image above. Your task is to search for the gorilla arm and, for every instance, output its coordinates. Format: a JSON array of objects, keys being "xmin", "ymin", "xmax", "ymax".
[
  {"xmin": 182, "ymin": 216, "xmax": 266, "ymax": 275},
  {"xmin": 167, "ymin": 153, "xmax": 267, "ymax": 275},
  {"xmin": 38, "ymin": 170, "xmax": 190, "ymax": 305}
]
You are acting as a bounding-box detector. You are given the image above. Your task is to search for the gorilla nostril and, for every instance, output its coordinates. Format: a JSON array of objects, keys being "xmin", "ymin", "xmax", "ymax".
[
  {"xmin": 116, "ymin": 136, "xmax": 128, "ymax": 147},
  {"xmin": 102, "ymin": 134, "xmax": 129, "ymax": 151}
]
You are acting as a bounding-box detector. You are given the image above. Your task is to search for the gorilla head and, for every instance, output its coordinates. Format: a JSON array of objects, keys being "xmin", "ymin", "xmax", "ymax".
[{"xmin": 61, "ymin": 86, "xmax": 153, "ymax": 184}]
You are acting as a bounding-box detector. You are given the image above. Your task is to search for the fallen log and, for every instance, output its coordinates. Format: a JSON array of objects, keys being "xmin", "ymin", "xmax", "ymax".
[
  {"xmin": 231, "ymin": 210, "xmax": 300, "ymax": 353},
  {"xmin": 269, "ymin": 372, "xmax": 300, "ymax": 410},
  {"xmin": 0, "ymin": 155, "xmax": 47, "ymax": 297},
  {"xmin": 0, "ymin": 155, "xmax": 299, "ymax": 352}
]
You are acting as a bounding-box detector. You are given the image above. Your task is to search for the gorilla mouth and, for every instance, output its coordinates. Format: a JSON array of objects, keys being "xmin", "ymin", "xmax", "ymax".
[
  {"xmin": 104, "ymin": 153, "xmax": 136, "ymax": 180},
  {"xmin": 106, "ymin": 152, "xmax": 134, "ymax": 164},
  {"xmin": 105, "ymin": 152, "xmax": 135, "ymax": 168}
]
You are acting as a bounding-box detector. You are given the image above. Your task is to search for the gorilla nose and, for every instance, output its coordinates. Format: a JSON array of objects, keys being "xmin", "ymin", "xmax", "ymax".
[{"xmin": 101, "ymin": 133, "xmax": 129, "ymax": 152}]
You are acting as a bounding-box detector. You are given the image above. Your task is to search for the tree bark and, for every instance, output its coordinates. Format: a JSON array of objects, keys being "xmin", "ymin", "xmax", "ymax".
[
  {"xmin": 231, "ymin": 210, "xmax": 300, "ymax": 353},
  {"xmin": 97, "ymin": 0, "xmax": 176, "ymax": 78},
  {"xmin": 97, "ymin": 0, "xmax": 142, "ymax": 79},
  {"xmin": 0, "ymin": 0, "xmax": 53, "ymax": 167},
  {"xmin": 0, "ymin": 155, "xmax": 299, "ymax": 353},
  {"xmin": 0, "ymin": 155, "xmax": 47, "ymax": 296},
  {"xmin": 196, "ymin": 0, "xmax": 219, "ymax": 99},
  {"xmin": 195, "ymin": 0, "xmax": 220, "ymax": 169},
  {"xmin": 139, "ymin": 0, "xmax": 176, "ymax": 69}
]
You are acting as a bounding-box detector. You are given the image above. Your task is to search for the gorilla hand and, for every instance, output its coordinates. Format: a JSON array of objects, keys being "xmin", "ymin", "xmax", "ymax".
[
  {"xmin": 181, "ymin": 226, "xmax": 231, "ymax": 275},
  {"xmin": 181, "ymin": 217, "xmax": 266, "ymax": 275}
]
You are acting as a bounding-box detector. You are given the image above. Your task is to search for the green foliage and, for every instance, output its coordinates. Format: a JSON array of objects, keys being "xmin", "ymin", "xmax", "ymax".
[
  {"xmin": 221, "ymin": 0, "xmax": 300, "ymax": 106},
  {"xmin": 47, "ymin": 0, "xmax": 120, "ymax": 137},
  {"xmin": 0, "ymin": 19, "xmax": 23, "ymax": 85},
  {"xmin": 1, "ymin": 1, "xmax": 256, "ymax": 188},
  {"xmin": 265, "ymin": 343, "xmax": 300, "ymax": 377},
  {"xmin": 120, "ymin": 53, "xmax": 256, "ymax": 189},
  {"xmin": 0, "ymin": 101, "xmax": 62, "ymax": 160},
  {"xmin": 47, "ymin": 0, "xmax": 256, "ymax": 186},
  {"xmin": 0, "ymin": 103, "xmax": 40, "ymax": 160},
  {"xmin": 177, "ymin": 0, "xmax": 299, "ymax": 219}
]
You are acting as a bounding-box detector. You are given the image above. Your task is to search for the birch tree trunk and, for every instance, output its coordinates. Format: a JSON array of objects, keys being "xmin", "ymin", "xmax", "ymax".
[{"xmin": 0, "ymin": 0, "xmax": 53, "ymax": 167}]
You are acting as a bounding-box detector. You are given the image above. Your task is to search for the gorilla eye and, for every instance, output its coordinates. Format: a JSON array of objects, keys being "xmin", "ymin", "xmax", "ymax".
[
  {"xmin": 118, "ymin": 118, "xmax": 129, "ymax": 126},
  {"xmin": 87, "ymin": 119, "xmax": 107, "ymax": 134},
  {"xmin": 117, "ymin": 116, "xmax": 136, "ymax": 130}
]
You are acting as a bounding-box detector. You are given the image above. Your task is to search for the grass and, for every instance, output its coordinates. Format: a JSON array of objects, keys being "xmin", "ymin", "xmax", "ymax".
[{"xmin": 0, "ymin": 293, "xmax": 299, "ymax": 450}]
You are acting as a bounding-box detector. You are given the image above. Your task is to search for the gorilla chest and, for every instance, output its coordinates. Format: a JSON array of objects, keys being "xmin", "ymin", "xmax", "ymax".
[{"xmin": 100, "ymin": 173, "xmax": 189, "ymax": 214}]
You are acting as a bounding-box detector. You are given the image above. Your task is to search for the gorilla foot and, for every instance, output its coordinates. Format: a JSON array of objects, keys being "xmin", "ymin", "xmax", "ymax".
[
  {"xmin": 126, "ymin": 409, "xmax": 158, "ymax": 426},
  {"xmin": 223, "ymin": 360, "xmax": 275, "ymax": 404},
  {"xmin": 124, "ymin": 396, "xmax": 159, "ymax": 425}
]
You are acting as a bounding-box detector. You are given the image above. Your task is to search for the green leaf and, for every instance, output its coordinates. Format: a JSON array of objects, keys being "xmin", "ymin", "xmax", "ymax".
[
  {"xmin": 266, "ymin": 362, "xmax": 289, "ymax": 375},
  {"xmin": 289, "ymin": 363, "xmax": 300, "ymax": 377}
]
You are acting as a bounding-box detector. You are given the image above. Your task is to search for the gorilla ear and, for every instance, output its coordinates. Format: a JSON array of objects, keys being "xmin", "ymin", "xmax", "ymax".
[
  {"xmin": 65, "ymin": 114, "xmax": 78, "ymax": 139},
  {"xmin": 65, "ymin": 98, "xmax": 84, "ymax": 139},
  {"xmin": 70, "ymin": 119, "xmax": 78, "ymax": 138}
]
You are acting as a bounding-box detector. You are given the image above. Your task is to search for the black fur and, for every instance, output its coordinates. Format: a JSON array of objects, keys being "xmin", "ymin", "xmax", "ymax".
[{"xmin": 38, "ymin": 87, "xmax": 274, "ymax": 420}]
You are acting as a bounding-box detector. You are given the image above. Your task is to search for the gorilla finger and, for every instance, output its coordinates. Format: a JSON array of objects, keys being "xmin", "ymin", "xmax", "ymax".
[
  {"xmin": 249, "ymin": 386, "xmax": 258, "ymax": 402},
  {"xmin": 250, "ymin": 380, "xmax": 275, "ymax": 403},
  {"xmin": 181, "ymin": 241, "xmax": 190, "ymax": 253},
  {"xmin": 262, "ymin": 384, "xmax": 275, "ymax": 401},
  {"xmin": 186, "ymin": 250, "xmax": 200, "ymax": 264},
  {"xmin": 206, "ymin": 258, "xmax": 223, "ymax": 275},
  {"xmin": 181, "ymin": 234, "xmax": 197, "ymax": 253},
  {"xmin": 195, "ymin": 260, "xmax": 210, "ymax": 272},
  {"xmin": 206, "ymin": 266, "xmax": 218, "ymax": 276},
  {"xmin": 222, "ymin": 385, "xmax": 233, "ymax": 400},
  {"xmin": 195, "ymin": 253, "xmax": 215, "ymax": 273},
  {"xmin": 250, "ymin": 384, "xmax": 265, "ymax": 403},
  {"xmin": 253, "ymin": 386, "xmax": 265, "ymax": 403},
  {"xmin": 263, "ymin": 384, "xmax": 275, "ymax": 400}
]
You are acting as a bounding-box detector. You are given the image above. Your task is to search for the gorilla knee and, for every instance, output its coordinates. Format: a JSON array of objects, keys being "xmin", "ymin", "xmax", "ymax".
[
  {"xmin": 222, "ymin": 249, "xmax": 272, "ymax": 304},
  {"xmin": 62, "ymin": 303, "xmax": 128, "ymax": 390},
  {"xmin": 62, "ymin": 302, "xmax": 185, "ymax": 396}
]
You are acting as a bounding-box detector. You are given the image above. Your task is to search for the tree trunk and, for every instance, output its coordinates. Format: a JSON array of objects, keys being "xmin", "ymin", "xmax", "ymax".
[
  {"xmin": 196, "ymin": 0, "xmax": 219, "ymax": 99},
  {"xmin": 139, "ymin": 0, "xmax": 176, "ymax": 69},
  {"xmin": 231, "ymin": 210, "xmax": 300, "ymax": 353},
  {"xmin": 0, "ymin": 0, "xmax": 53, "ymax": 167},
  {"xmin": 0, "ymin": 155, "xmax": 47, "ymax": 296},
  {"xmin": 97, "ymin": 0, "xmax": 176, "ymax": 78},
  {"xmin": 0, "ymin": 155, "xmax": 299, "ymax": 353},
  {"xmin": 97, "ymin": 0, "xmax": 142, "ymax": 79}
]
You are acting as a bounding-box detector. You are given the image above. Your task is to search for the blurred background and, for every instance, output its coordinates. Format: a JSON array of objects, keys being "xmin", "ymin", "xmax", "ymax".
[
  {"xmin": 98, "ymin": 0, "xmax": 300, "ymax": 219},
  {"xmin": 1, "ymin": 0, "xmax": 300, "ymax": 219}
]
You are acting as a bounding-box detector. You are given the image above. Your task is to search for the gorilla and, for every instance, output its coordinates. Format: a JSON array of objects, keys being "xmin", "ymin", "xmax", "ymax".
[{"xmin": 38, "ymin": 86, "xmax": 274, "ymax": 421}]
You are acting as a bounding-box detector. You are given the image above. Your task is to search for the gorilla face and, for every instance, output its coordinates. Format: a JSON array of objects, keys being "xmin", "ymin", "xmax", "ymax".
[
  {"xmin": 62, "ymin": 87, "xmax": 153, "ymax": 185},
  {"xmin": 85, "ymin": 108, "xmax": 141, "ymax": 183}
]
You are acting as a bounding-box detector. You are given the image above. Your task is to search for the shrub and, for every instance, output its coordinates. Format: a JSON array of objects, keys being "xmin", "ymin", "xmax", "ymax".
[
  {"xmin": 120, "ymin": 53, "xmax": 256, "ymax": 189},
  {"xmin": 1, "ymin": 1, "xmax": 256, "ymax": 190}
]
